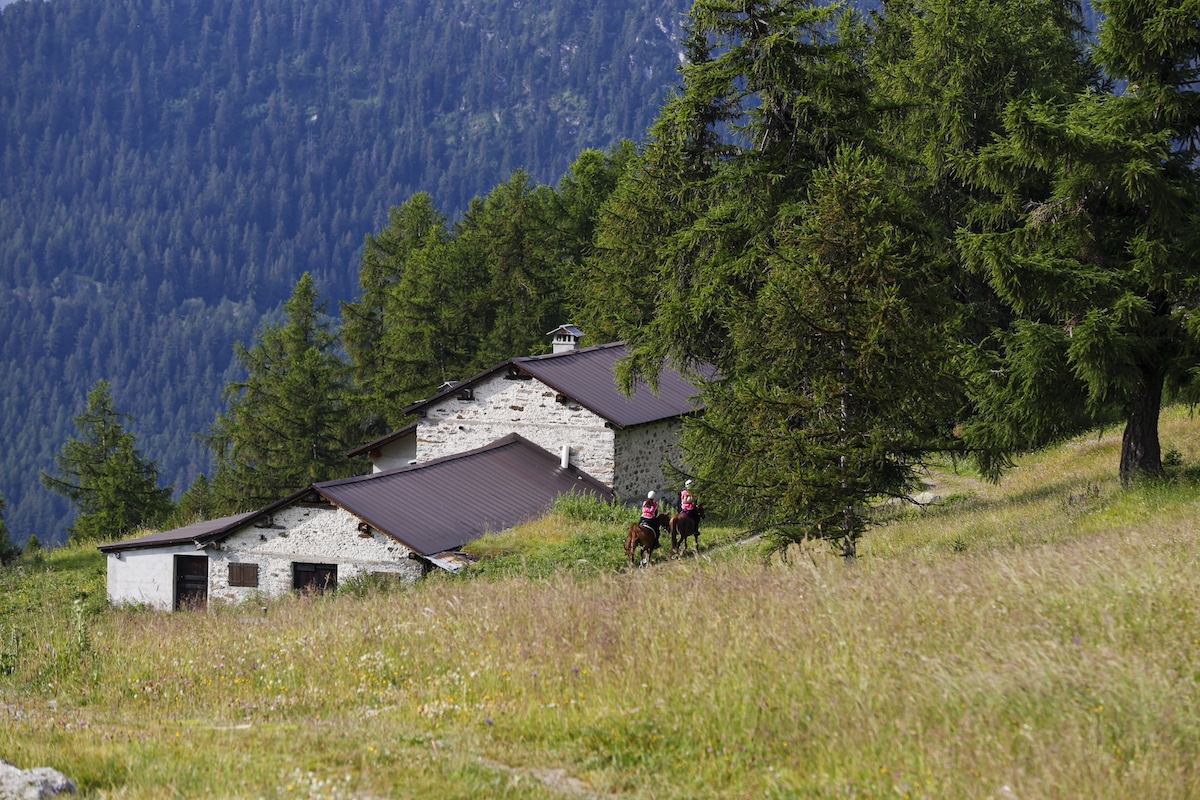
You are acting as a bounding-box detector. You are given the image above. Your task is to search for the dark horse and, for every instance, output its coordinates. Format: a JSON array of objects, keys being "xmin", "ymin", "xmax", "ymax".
[
  {"xmin": 626, "ymin": 514, "xmax": 669, "ymax": 568},
  {"xmin": 670, "ymin": 504, "xmax": 704, "ymax": 557}
]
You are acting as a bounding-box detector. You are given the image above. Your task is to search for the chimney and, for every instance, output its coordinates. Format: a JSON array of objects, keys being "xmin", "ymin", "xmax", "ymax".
[{"xmin": 547, "ymin": 324, "xmax": 584, "ymax": 354}]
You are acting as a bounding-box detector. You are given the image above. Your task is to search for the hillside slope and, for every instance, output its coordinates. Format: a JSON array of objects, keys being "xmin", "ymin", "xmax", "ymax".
[{"xmin": 0, "ymin": 407, "xmax": 1196, "ymax": 797}]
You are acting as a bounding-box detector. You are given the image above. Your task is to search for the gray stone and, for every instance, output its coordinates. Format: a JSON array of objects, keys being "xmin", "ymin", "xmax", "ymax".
[{"xmin": 0, "ymin": 762, "xmax": 76, "ymax": 799}]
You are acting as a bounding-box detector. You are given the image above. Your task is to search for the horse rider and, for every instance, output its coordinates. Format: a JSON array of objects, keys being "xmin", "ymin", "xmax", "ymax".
[
  {"xmin": 639, "ymin": 491, "xmax": 662, "ymax": 539},
  {"xmin": 680, "ymin": 479, "xmax": 701, "ymax": 533}
]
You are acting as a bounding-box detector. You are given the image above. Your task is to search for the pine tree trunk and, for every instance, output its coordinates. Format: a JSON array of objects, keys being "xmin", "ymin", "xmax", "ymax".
[{"xmin": 1119, "ymin": 361, "xmax": 1165, "ymax": 487}]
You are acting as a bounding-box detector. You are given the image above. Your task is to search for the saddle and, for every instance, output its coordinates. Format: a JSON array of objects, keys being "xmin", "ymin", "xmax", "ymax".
[{"xmin": 638, "ymin": 519, "xmax": 655, "ymax": 531}]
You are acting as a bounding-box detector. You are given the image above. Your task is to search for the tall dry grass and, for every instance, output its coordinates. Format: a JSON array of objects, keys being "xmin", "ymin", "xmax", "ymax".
[{"xmin": 2, "ymin": 408, "xmax": 1200, "ymax": 797}]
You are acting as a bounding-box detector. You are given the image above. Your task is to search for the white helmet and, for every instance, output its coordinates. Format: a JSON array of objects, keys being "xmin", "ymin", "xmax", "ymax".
[
  {"xmin": 647, "ymin": 491, "xmax": 656, "ymax": 500},
  {"xmin": 684, "ymin": 480, "xmax": 693, "ymax": 488}
]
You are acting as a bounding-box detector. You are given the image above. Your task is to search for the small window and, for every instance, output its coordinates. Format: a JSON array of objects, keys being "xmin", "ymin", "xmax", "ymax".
[
  {"xmin": 293, "ymin": 562, "xmax": 337, "ymax": 594},
  {"xmin": 228, "ymin": 562, "xmax": 260, "ymax": 588}
]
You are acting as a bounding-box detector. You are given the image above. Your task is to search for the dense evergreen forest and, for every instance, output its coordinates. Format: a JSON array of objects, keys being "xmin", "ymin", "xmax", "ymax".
[{"xmin": 0, "ymin": 0, "xmax": 692, "ymax": 544}]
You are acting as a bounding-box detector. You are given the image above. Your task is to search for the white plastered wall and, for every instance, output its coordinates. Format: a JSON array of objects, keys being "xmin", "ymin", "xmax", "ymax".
[
  {"xmin": 372, "ymin": 433, "xmax": 417, "ymax": 473},
  {"xmin": 415, "ymin": 373, "xmax": 617, "ymax": 484},
  {"xmin": 207, "ymin": 504, "xmax": 424, "ymax": 604},
  {"xmin": 107, "ymin": 544, "xmax": 198, "ymax": 611}
]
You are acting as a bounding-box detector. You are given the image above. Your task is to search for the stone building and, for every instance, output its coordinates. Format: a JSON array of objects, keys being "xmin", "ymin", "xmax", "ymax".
[
  {"xmin": 100, "ymin": 327, "xmax": 703, "ymax": 609},
  {"xmin": 100, "ymin": 434, "xmax": 612, "ymax": 610},
  {"xmin": 349, "ymin": 329, "xmax": 704, "ymax": 502}
]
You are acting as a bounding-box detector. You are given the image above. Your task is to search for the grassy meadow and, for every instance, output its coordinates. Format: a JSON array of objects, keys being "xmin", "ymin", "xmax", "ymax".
[{"xmin": 2, "ymin": 409, "xmax": 1200, "ymax": 798}]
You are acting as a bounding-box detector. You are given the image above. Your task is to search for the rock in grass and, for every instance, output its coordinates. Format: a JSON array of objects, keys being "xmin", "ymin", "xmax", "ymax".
[{"xmin": 0, "ymin": 762, "xmax": 76, "ymax": 799}]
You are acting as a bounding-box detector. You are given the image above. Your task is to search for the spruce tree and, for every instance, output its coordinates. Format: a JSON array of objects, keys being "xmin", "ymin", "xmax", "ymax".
[
  {"xmin": 41, "ymin": 380, "xmax": 173, "ymax": 543},
  {"xmin": 959, "ymin": 0, "xmax": 1200, "ymax": 485},
  {"xmin": 208, "ymin": 274, "xmax": 358, "ymax": 510}
]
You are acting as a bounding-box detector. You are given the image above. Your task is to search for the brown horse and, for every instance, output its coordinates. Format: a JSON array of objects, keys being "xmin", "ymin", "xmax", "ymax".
[
  {"xmin": 625, "ymin": 514, "xmax": 669, "ymax": 568},
  {"xmin": 670, "ymin": 505, "xmax": 704, "ymax": 557}
]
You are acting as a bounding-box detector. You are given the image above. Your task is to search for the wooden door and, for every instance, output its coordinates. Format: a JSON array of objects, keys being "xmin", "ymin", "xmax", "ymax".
[{"xmin": 174, "ymin": 555, "xmax": 209, "ymax": 611}]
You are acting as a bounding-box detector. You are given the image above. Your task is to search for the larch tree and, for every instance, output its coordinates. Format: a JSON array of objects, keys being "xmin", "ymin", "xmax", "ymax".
[
  {"xmin": 341, "ymin": 192, "xmax": 451, "ymax": 429},
  {"xmin": 604, "ymin": 0, "xmax": 966, "ymax": 557},
  {"xmin": 41, "ymin": 380, "xmax": 173, "ymax": 544},
  {"xmin": 958, "ymin": 0, "xmax": 1200, "ymax": 485},
  {"xmin": 695, "ymin": 146, "xmax": 960, "ymax": 558},
  {"xmin": 208, "ymin": 273, "xmax": 359, "ymax": 510}
]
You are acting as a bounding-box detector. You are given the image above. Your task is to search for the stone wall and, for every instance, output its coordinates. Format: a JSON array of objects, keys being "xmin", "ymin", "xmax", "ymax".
[
  {"xmin": 208, "ymin": 504, "xmax": 424, "ymax": 604},
  {"xmin": 415, "ymin": 373, "xmax": 617, "ymax": 484},
  {"xmin": 612, "ymin": 417, "xmax": 685, "ymax": 503}
]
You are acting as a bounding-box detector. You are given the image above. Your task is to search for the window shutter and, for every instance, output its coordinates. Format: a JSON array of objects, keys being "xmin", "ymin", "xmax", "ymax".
[{"xmin": 228, "ymin": 562, "xmax": 260, "ymax": 588}]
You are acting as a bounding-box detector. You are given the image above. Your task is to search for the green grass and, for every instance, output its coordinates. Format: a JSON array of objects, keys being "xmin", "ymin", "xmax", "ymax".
[{"xmin": 3, "ymin": 407, "xmax": 1200, "ymax": 797}]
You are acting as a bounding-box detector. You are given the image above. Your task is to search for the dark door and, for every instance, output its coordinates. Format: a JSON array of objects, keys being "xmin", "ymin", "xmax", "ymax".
[
  {"xmin": 174, "ymin": 555, "xmax": 209, "ymax": 611},
  {"xmin": 293, "ymin": 562, "xmax": 337, "ymax": 594}
]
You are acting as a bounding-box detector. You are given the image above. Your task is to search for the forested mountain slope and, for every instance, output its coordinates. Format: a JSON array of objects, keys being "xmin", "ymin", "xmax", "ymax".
[{"xmin": 0, "ymin": 0, "xmax": 690, "ymax": 544}]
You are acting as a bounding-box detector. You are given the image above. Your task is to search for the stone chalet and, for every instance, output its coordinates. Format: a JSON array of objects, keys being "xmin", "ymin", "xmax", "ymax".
[
  {"xmin": 348, "ymin": 327, "xmax": 705, "ymax": 503},
  {"xmin": 98, "ymin": 327, "xmax": 704, "ymax": 610}
]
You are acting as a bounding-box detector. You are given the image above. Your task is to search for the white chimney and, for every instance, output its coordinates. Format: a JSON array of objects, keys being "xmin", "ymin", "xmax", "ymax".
[
  {"xmin": 547, "ymin": 324, "xmax": 584, "ymax": 354},
  {"xmin": 560, "ymin": 445, "xmax": 570, "ymax": 469}
]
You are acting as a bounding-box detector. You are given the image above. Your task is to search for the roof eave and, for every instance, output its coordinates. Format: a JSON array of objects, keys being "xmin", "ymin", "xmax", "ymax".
[{"xmin": 345, "ymin": 421, "xmax": 418, "ymax": 458}]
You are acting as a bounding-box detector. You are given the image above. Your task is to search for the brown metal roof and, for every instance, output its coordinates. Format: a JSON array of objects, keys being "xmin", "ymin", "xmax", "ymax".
[
  {"xmin": 314, "ymin": 433, "xmax": 613, "ymax": 556},
  {"xmin": 345, "ymin": 421, "xmax": 418, "ymax": 458},
  {"xmin": 403, "ymin": 342, "xmax": 706, "ymax": 429},
  {"xmin": 100, "ymin": 436, "xmax": 612, "ymax": 560},
  {"xmin": 98, "ymin": 512, "xmax": 256, "ymax": 553},
  {"xmin": 100, "ymin": 486, "xmax": 317, "ymax": 553}
]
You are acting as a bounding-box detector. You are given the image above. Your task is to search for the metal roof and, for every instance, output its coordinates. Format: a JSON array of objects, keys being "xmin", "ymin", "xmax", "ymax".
[
  {"xmin": 404, "ymin": 342, "xmax": 705, "ymax": 429},
  {"xmin": 314, "ymin": 433, "xmax": 614, "ymax": 556},
  {"xmin": 101, "ymin": 435, "xmax": 611, "ymax": 560},
  {"xmin": 98, "ymin": 512, "xmax": 256, "ymax": 553},
  {"xmin": 345, "ymin": 421, "xmax": 418, "ymax": 459}
]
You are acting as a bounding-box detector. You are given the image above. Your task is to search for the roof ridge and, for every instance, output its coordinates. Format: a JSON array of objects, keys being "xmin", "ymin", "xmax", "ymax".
[{"xmin": 515, "ymin": 341, "xmax": 625, "ymax": 364}]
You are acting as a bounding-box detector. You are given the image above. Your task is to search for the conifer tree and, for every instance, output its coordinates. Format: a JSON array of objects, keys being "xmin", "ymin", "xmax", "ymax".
[
  {"xmin": 959, "ymin": 0, "xmax": 1200, "ymax": 485},
  {"xmin": 342, "ymin": 193, "xmax": 451, "ymax": 428},
  {"xmin": 604, "ymin": 0, "xmax": 954, "ymax": 558},
  {"xmin": 41, "ymin": 380, "xmax": 173, "ymax": 543},
  {"xmin": 208, "ymin": 274, "xmax": 358, "ymax": 510},
  {"xmin": 172, "ymin": 474, "xmax": 216, "ymax": 525},
  {"xmin": 684, "ymin": 147, "xmax": 958, "ymax": 558},
  {"xmin": 616, "ymin": 0, "xmax": 874, "ymax": 384},
  {"xmin": 456, "ymin": 171, "xmax": 567, "ymax": 368},
  {"xmin": 0, "ymin": 492, "xmax": 19, "ymax": 565}
]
